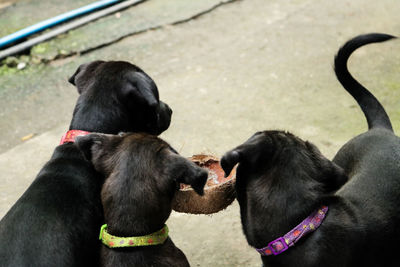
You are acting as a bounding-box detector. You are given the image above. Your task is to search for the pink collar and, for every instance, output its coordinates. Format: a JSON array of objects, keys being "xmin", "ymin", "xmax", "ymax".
[
  {"xmin": 256, "ymin": 206, "xmax": 328, "ymax": 256},
  {"xmin": 60, "ymin": 130, "xmax": 90, "ymax": 145}
]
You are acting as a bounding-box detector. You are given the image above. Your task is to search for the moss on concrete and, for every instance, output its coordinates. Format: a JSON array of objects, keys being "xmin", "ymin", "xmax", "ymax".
[{"xmin": 0, "ymin": 64, "xmax": 18, "ymax": 76}]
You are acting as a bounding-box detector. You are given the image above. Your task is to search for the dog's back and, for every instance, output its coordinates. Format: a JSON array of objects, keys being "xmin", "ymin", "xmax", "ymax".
[
  {"xmin": 332, "ymin": 33, "xmax": 400, "ymax": 265},
  {"xmin": 0, "ymin": 144, "xmax": 103, "ymax": 267}
]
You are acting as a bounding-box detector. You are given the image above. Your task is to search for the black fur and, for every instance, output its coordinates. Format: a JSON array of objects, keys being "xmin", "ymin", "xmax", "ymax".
[
  {"xmin": 334, "ymin": 33, "xmax": 395, "ymax": 131},
  {"xmin": 68, "ymin": 61, "xmax": 172, "ymax": 135},
  {"xmin": 76, "ymin": 133, "xmax": 208, "ymax": 267},
  {"xmin": 221, "ymin": 33, "xmax": 400, "ymax": 266},
  {"xmin": 0, "ymin": 61, "xmax": 172, "ymax": 266}
]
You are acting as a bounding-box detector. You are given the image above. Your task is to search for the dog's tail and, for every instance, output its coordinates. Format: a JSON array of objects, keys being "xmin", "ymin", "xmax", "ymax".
[{"xmin": 334, "ymin": 33, "xmax": 396, "ymax": 131}]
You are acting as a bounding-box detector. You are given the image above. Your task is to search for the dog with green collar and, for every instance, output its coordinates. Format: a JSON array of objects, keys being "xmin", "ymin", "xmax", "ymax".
[
  {"xmin": 76, "ymin": 132, "xmax": 208, "ymax": 267},
  {"xmin": 99, "ymin": 224, "xmax": 169, "ymax": 249}
]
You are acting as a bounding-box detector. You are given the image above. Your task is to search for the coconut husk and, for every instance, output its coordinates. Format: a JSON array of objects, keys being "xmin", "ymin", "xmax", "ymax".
[{"xmin": 172, "ymin": 154, "xmax": 236, "ymax": 214}]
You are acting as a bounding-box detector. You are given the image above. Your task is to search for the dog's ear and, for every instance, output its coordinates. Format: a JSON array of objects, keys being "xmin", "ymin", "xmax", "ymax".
[
  {"xmin": 221, "ymin": 132, "xmax": 271, "ymax": 177},
  {"xmin": 169, "ymin": 155, "xmax": 208, "ymax": 196},
  {"xmin": 155, "ymin": 101, "xmax": 172, "ymax": 135},
  {"xmin": 305, "ymin": 141, "xmax": 349, "ymax": 192},
  {"xmin": 123, "ymin": 71, "xmax": 160, "ymax": 109},
  {"xmin": 68, "ymin": 61, "xmax": 104, "ymax": 94},
  {"xmin": 75, "ymin": 133, "xmax": 104, "ymax": 162},
  {"xmin": 68, "ymin": 64, "xmax": 82, "ymax": 86},
  {"xmin": 221, "ymin": 150, "xmax": 241, "ymax": 178},
  {"xmin": 319, "ymin": 159, "xmax": 348, "ymax": 192}
]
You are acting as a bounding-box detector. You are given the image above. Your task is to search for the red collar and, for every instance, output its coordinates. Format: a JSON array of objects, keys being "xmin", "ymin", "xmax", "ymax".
[{"xmin": 60, "ymin": 130, "xmax": 90, "ymax": 145}]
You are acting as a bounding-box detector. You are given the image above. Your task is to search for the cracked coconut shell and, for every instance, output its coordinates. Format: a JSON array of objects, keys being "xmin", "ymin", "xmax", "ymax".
[{"xmin": 172, "ymin": 154, "xmax": 236, "ymax": 214}]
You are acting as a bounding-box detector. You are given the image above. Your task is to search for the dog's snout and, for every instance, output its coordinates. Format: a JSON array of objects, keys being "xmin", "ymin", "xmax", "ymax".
[
  {"xmin": 193, "ymin": 168, "xmax": 208, "ymax": 196},
  {"xmin": 160, "ymin": 101, "xmax": 172, "ymax": 116}
]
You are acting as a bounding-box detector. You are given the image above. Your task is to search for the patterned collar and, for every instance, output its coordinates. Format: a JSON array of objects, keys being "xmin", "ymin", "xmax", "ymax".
[
  {"xmin": 59, "ymin": 130, "xmax": 90, "ymax": 145},
  {"xmin": 256, "ymin": 206, "xmax": 328, "ymax": 256},
  {"xmin": 99, "ymin": 224, "xmax": 169, "ymax": 248}
]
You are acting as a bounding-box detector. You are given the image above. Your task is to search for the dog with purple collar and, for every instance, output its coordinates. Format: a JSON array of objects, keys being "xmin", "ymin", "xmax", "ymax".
[{"xmin": 221, "ymin": 33, "xmax": 400, "ymax": 266}]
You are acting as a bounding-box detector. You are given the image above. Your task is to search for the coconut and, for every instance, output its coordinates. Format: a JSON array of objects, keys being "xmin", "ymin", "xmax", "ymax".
[{"xmin": 172, "ymin": 154, "xmax": 236, "ymax": 214}]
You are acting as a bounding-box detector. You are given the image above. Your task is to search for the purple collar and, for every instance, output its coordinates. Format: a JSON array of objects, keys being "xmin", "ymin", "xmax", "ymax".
[{"xmin": 256, "ymin": 206, "xmax": 328, "ymax": 256}]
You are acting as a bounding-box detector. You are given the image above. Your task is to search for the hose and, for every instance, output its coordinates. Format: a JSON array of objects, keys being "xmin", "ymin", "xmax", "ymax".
[
  {"xmin": 0, "ymin": 0, "xmax": 123, "ymax": 49},
  {"xmin": 0, "ymin": 0, "xmax": 145, "ymax": 60}
]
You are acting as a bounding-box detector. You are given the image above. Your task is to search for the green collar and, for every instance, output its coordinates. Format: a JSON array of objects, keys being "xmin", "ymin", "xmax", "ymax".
[{"xmin": 99, "ymin": 224, "xmax": 169, "ymax": 248}]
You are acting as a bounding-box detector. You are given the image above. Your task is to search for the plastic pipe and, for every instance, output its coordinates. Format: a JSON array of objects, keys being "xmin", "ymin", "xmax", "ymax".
[
  {"xmin": 0, "ymin": 0, "xmax": 145, "ymax": 60},
  {"xmin": 0, "ymin": 0, "xmax": 123, "ymax": 49}
]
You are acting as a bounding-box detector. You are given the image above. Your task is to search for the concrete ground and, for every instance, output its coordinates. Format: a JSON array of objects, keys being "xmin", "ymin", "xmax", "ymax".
[{"xmin": 1, "ymin": 0, "xmax": 400, "ymax": 266}]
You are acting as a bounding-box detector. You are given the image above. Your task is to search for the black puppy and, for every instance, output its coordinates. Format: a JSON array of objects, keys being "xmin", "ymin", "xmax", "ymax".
[
  {"xmin": 0, "ymin": 61, "xmax": 172, "ymax": 266},
  {"xmin": 76, "ymin": 132, "xmax": 208, "ymax": 267},
  {"xmin": 221, "ymin": 33, "xmax": 400, "ymax": 266}
]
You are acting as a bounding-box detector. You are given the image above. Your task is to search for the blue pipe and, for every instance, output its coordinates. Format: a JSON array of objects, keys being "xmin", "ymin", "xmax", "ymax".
[{"xmin": 0, "ymin": 0, "xmax": 123, "ymax": 49}]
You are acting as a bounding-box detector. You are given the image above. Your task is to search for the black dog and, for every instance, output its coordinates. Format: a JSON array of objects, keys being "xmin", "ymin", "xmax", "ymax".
[
  {"xmin": 221, "ymin": 33, "xmax": 399, "ymax": 266},
  {"xmin": 0, "ymin": 61, "xmax": 172, "ymax": 266},
  {"xmin": 76, "ymin": 132, "xmax": 208, "ymax": 267}
]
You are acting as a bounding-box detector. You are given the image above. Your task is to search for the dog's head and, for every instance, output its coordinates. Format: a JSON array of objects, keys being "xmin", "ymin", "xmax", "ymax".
[
  {"xmin": 68, "ymin": 61, "xmax": 172, "ymax": 135},
  {"xmin": 76, "ymin": 132, "xmax": 208, "ymax": 228},
  {"xmin": 221, "ymin": 131, "xmax": 347, "ymax": 241}
]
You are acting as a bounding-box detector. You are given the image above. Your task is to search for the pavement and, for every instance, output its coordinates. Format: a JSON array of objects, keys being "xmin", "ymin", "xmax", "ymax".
[{"xmin": 1, "ymin": 0, "xmax": 400, "ymax": 266}]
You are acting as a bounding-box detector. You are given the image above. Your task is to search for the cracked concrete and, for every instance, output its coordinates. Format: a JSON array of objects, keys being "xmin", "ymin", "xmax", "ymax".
[
  {"xmin": 78, "ymin": 0, "xmax": 238, "ymax": 59},
  {"xmin": 1, "ymin": 0, "xmax": 237, "ymax": 62},
  {"xmin": 1, "ymin": 0, "xmax": 400, "ymax": 266}
]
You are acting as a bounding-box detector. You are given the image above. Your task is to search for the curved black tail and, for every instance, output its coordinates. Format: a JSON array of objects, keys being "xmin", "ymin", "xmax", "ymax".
[{"xmin": 334, "ymin": 33, "xmax": 396, "ymax": 131}]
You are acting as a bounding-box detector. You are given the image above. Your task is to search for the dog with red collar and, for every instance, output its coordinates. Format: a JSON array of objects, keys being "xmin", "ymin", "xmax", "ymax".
[
  {"xmin": 0, "ymin": 61, "xmax": 172, "ymax": 266},
  {"xmin": 221, "ymin": 33, "xmax": 400, "ymax": 266}
]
